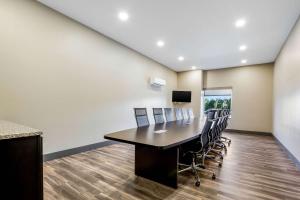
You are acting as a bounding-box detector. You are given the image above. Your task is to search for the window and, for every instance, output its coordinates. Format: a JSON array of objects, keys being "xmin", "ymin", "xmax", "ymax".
[{"xmin": 201, "ymin": 89, "xmax": 232, "ymax": 114}]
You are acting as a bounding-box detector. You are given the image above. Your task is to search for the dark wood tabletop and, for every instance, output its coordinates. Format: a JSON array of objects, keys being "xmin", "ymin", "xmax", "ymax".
[{"xmin": 104, "ymin": 118, "xmax": 206, "ymax": 149}]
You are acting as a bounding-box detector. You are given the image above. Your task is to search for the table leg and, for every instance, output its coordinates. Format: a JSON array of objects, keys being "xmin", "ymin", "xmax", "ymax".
[{"xmin": 135, "ymin": 145, "xmax": 178, "ymax": 188}]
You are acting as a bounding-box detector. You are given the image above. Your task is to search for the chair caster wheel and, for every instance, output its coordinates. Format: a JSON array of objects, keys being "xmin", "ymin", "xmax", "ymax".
[
  {"xmin": 218, "ymin": 163, "xmax": 222, "ymax": 167},
  {"xmin": 212, "ymin": 174, "xmax": 216, "ymax": 180},
  {"xmin": 195, "ymin": 181, "xmax": 200, "ymax": 187}
]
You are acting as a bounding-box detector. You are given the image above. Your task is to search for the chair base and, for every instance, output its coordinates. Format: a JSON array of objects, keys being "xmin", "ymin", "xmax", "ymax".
[{"xmin": 178, "ymin": 157, "xmax": 217, "ymax": 187}]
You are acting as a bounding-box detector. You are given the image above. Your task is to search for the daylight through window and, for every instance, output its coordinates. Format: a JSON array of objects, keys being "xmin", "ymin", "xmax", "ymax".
[{"xmin": 203, "ymin": 89, "xmax": 232, "ymax": 112}]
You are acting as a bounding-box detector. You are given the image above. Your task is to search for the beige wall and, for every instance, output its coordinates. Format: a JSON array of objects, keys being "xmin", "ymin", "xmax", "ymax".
[
  {"xmin": 273, "ymin": 17, "xmax": 300, "ymax": 161},
  {"xmin": 203, "ymin": 64, "xmax": 274, "ymax": 132},
  {"xmin": 0, "ymin": 0, "xmax": 177, "ymax": 154},
  {"xmin": 177, "ymin": 70, "xmax": 203, "ymax": 117},
  {"xmin": 0, "ymin": 0, "xmax": 283, "ymax": 156}
]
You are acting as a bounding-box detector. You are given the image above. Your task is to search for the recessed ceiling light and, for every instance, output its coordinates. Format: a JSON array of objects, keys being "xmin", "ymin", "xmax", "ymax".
[
  {"xmin": 239, "ymin": 45, "xmax": 247, "ymax": 51},
  {"xmin": 157, "ymin": 40, "xmax": 165, "ymax": 47},
  {"xmin": 118, "ymin": 12, "xmax": 129, "ymax": 21},
  {"xmin": 178, "ymin": 56, "xmax": 184, "ymax": 61},
  {"xmin": 241, "ymin": 59, "xmax": 247, "ymax": 64},
  {"xmin": 235, "ymin": 19, "xmax": 246, "ymax": 28}
]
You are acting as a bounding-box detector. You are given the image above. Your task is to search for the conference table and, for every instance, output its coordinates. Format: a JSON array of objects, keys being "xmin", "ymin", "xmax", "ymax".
[{"xmin": 104, "ymin": 117, "xmax": 206, "ymax": 188}]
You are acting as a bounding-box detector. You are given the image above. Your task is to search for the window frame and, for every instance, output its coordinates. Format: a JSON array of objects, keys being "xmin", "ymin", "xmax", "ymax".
[{"xmin": 201, "ymin": 87, "xmax": 233, "ymax": 117}]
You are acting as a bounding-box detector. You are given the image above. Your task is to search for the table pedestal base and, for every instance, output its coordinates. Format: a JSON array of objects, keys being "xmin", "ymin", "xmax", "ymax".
[{"xmin": 135, "ymin": 145, "xmax": 178, "ymax": 188}]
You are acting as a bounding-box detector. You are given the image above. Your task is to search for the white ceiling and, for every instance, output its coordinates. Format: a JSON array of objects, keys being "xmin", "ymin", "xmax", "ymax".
[{"xmin": 39, "ymin": 0, "xmax": 300, "ymax": 71}]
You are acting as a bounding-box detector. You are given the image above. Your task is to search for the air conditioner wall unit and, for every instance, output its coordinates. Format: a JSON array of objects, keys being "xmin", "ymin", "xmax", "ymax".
[{"xmin": 150, "ymin": 77, "xmax": 166, "ymax": 86}]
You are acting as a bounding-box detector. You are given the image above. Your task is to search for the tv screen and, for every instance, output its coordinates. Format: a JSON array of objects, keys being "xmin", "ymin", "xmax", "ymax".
[{"xmin": 172, "ymin": 91, "xmax": 191, "ymax": 102}]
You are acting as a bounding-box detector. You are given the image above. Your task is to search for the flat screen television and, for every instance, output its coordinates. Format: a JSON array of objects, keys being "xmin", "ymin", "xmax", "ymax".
[{"xmin": 172, "ymin": 91, "xmax": 191, "ymax": 102}]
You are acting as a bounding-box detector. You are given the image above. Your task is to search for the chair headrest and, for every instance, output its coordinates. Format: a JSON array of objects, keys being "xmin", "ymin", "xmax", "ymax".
[{"xmin": 207, "ymin": 110, "xmax": 216, "ymax": 119}]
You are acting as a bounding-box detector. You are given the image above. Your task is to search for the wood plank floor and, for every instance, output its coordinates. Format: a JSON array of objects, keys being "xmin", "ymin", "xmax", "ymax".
[{"xmin": 44, "ymin": 133, "xmax": 300, "ymax": 200}]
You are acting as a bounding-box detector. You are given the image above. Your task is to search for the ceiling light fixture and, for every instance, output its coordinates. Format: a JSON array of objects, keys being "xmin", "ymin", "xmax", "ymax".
[
  {"xmin": 241, "ymin": 59, "xmax": 247, "ymax": 64},
  {"xmin": 235, "ymin": 19, "xmax": 246, "ymax": 28},
  {"xmin": 191, "ymin": 66, "xmax": 197, "ymax": 70},
  {"xmin": 118, "ymin": 12, "xmax": 129, "ymax": 21},
  {"xmin": 157, "ymin": 40, "xmax": 165, "ymax": 47},
  {"xmin": 178, "ymin": 56, "xmax": 184, "ymax": 61},
  {"xmin": 239, "ymin": 45, "xmax": 247, "ymax": 51}
]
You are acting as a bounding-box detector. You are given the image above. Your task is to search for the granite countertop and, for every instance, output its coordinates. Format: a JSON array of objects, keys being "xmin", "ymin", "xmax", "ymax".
[{"xmin": 0, "ymin": 120, "xmax": 42, "ymax": 140}]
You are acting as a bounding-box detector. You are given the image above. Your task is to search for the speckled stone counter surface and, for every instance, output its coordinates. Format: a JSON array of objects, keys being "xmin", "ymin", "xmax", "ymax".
[{"xmin": 0, "ymin": 120, "xmax": 42, "ymax": 140}]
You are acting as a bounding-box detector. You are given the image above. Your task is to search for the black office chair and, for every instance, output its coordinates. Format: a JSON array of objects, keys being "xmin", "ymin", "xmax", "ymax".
[
  {"xmin": 187, "ymin": 108, "xmax": 194, "ymax": 119},
  {"xmin": 175, "ymin": 108, "xmax": 183, "ymax": 120},
  {"xmin": 164, "ymin": 108, "xmax": 175, "ymax": 122},
  {"xmin": 182, "ymin": 108, "xmax": 189, "ymax": 120},
  {"xmin": 178, "ymin": 110, "xmax": 217, "ymax": 187},
  {"xmin": 217, "ymin": 109, "xmax": 230, "ymax": 144},
  {"xmin": 218, "ymin": 109, "xmax": 231, "ymax": 149},
  {"xmin": 192, "ymin": 109, "xmax": 231, "ymax": 176},
  {"xmin": 153, "ymin": 108, "xmax": 164, "ymax": 124},
  {"xmin": 221, "ymin": 109, "xmax": 231, "ymax": 145},
  {"xmin": 196, "ymin": 109, "xmax": 224, "ymax": 167},
  {"xmin": 134, "ymin": 108, "xmax": 149, "ymax": 127},
  {"xmin": 206, "ymin": 109, "xmax": 228, "ymax": 163}
]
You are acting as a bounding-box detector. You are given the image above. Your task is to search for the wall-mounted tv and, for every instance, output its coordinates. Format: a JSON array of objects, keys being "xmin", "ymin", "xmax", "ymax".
[{"xmin": 172, "ymin": 91, "xmax": 191, "ymax": 102}]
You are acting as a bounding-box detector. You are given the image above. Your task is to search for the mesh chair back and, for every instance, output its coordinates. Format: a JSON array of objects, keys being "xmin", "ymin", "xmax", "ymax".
[
  {"xmin": 134, "ymin": 108, "xmax": 149, "ymax": 127},
  {"xmin": 219, "ymin": 110, "xmax": 225, "ymax": 130},
  {"xmin": 201, "ymin": 111, "xmax": 215, "ymax": 148},
  {"xmin": 207, "ymin": 109, "xmax": 218, "ymax": 142},
  {"xmin": 187, "ymin": 108, "xmax": 194, "ymax": 119},
  {"xmin": 182, "ymin": 108, "xmax": 189, "ymax": 120},
  {"xmin": 164, "ymin": 108, "xmax": 175, "ymax": 122},
  {"xmin": 153, "ymin": 108, "xmax": 164, "ymax": 124},
  {"xmin": 224, "ymin": 109, "xmax": 230, "ymax": 129},
  {"xmin": 175, "ymin": 108, "xmax": 183, "ymax": 120},
  {"xmin": 217, "ymin": 110, "xmax": 224, "ymax": 137}
]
